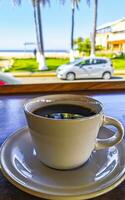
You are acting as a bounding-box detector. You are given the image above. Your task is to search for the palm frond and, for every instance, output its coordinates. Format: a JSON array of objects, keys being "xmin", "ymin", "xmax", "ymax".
[
  {"xmin": 75, "ymin": 0, "xmax": 80, "ymax": 9},
  {"xmin": 39, "ymin": 0, "xmax": 50, "ymax": 6},
  {"xmin": 86, "ymin": 0, "xmax": 90, "ymax": 7},
  {"xmin": 71, "ymin": 0, "xmax": 80, "ymax": 9},
  {"xmin": 60, "ymin": 0, "xmax": 65, "ymax": 4},
  {"xmin": 12, "ymin": 0, "xmax": 21, "ymax": 5},
  {"xmin": 12, "ymin": 0, "xmax": 50, "ymax": 6}
]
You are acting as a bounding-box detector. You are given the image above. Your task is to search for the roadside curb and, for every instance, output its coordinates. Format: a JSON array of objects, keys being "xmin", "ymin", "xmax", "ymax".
[{"xmin": 12, "ymin": 70, "xmax": 125, "ymax": 78}]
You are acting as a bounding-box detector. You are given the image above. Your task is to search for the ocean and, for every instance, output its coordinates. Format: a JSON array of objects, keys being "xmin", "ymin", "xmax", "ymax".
[
  {"xmin": 0, "ymin": 49, "xmax": 68, "ymax": 53},
  {"xmin": 0, "ymin": 49, "xmax": 70, "ymax": 58}
]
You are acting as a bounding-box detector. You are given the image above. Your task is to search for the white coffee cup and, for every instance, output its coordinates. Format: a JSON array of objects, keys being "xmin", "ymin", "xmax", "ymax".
[{"xmin": 24, "ymin": 94, "xmax": 124, "ymax": 170}]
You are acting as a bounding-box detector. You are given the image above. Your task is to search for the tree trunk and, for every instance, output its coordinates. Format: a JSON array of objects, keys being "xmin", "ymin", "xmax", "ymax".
[
  {"xmin": 36, "ymin": 0, "xmax": 48, "ymax": 70},
  {"xmin": 90, "ymin": 0, "xmax": 98, "ymax": 57},
  {"xmin": 70, "ymin": 2, "xmax": 75, "ymax": 62},
  {"xmin": 32, "ymin": 1, "xmax": 39, "ymax": 60}
]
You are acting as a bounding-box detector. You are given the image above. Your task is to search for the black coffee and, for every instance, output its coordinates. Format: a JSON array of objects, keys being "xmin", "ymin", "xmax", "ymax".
[{"xmin": 33, "ymin": 104, "xmax": 96, "ymax": 119}]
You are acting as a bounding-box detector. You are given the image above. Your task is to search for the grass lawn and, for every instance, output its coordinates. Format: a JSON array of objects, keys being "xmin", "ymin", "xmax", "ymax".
[
  {"xmin": 96, "ymin": 53, "xmax": 125, "ymax": 70},
  {"xmin": 112, "ymin": 58, "xmax": 125, "ymax": 70},
  {"xmin": 4, "ymin": 58, "xmax": 69, "ymax": 72},
  {"xmin": 3, "ymin": 56, "xmax": 125, "ymax": 72}
]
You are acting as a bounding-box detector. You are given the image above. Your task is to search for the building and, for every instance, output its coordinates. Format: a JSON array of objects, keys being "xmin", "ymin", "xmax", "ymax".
[{"xmin": 96, "ymin": 18, "xmax": 125, "ymax": 53}]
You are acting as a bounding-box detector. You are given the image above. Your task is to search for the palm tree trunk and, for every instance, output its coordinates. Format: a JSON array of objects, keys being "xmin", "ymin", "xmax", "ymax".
[
  {"xmin": 71, "ymin": 7, "xmax": 75, "ymax": 50},
  {"xmin": 90, "ymin": 0, "xmax": 98, "ymax": 57},
  {"xmin": 32, "ymin": 1, "xmax": 39, "ymax": 53},
  {"xmin": 36, "ymin": 0, "xmax": 47, "ymax": 70},
  {"xmin": 70, "ymin": 2, "xmax": 75, "ymax": 62}
]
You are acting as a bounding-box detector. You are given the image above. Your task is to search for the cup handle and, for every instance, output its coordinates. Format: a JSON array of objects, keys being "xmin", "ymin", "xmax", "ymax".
[{"xmin": 95, "ymin": 116, "xmax": 124, "ymax": 150}]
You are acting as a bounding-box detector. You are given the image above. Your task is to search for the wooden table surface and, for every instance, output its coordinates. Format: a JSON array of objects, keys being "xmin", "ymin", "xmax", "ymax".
[{"xmin": 1, "ymin": 91, "xmax": 125, "ymax": 200}]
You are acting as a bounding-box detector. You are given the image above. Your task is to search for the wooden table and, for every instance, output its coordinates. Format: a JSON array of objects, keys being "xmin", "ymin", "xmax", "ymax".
[{"xmin": 1, "ymin": 91, "xmax": 125, "ymax": 200}]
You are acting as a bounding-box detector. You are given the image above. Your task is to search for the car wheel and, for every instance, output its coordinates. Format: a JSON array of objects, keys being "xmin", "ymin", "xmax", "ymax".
[
  {"xmin": 102, "ymin": 72, "xmax": 111, "ymax": 80},
  {"xmin": 66, "ymin": 73, "xmax": 75, "ymax": 81}
]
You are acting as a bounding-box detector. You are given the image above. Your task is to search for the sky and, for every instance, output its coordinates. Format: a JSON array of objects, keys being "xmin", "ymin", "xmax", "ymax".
[{"xmin": 0, "ymin": 0, "xmax": 125, "ymax": 50}]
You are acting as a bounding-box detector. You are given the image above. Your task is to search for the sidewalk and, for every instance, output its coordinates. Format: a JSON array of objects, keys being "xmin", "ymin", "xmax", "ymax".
[
  {"xmin": 12, "ymin": 71, "xmax": 56, "ymax": 77},
  {"xmin": 114, "ymin": 70, "xmax": 125, "ymax": 75},
  {"xmin": 12, "ymin": 70, "xmax": 125, "ymax": 78}
]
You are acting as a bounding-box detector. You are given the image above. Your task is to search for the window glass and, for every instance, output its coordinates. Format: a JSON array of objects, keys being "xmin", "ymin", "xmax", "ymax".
[
  {"xmin": 92, "ymin": 59, "xmax": 107, "ymax": 64},
  {"xmin": 78, "ymin": 59, "xmax": 91, "ymax": 67}
]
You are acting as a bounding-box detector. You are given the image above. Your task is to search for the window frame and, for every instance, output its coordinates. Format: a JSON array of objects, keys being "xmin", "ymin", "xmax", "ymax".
[{"xmin": 1, "ymin": 81, "xmax": 125, "ymax": 95}]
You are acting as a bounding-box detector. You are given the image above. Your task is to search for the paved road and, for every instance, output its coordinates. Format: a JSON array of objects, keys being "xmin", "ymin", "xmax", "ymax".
[{"xmin": 18, "ymin": 75, "xmax": 124, "ymax": 84}]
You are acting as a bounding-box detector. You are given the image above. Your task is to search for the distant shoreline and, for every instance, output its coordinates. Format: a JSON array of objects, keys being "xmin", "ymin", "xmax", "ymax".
[
  {"xmin": 0, "ymin": 50, "xmax": 79, "ymax": 59},
  {"xmin": 0, "ymin": 49, "xmax": 68, "ymax": 58},
  {"xmin": 0, "ymin": 50, "xmax": 78, "ymax": 59},
  {"xmin": 0, "ymin": 49, "xmax": 68, "ymax": 53}
]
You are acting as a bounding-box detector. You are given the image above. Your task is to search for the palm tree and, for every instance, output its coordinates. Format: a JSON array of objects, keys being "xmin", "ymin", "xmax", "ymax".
[
  {"xmin": 60, "ymin": 0, "xmax": 80, "ymax": 62},
  {"xmin": 33, "ymin": 0, "xmax": 49, "ymax": 70},
  {"xmin": 70, "ymin": 0, "xmax": 98, "ymax": 59},
  {"xmin": 12, "ymin": 0, "xmax": 49, "ymax": 70},
  {"xmin": 32, "ymin": 0, "xmax": 40, "ymax": 58},
  {"xmin": 89, "ymin": 0, "xmax": 98, "ymax": 57},
  {"xmin": 69, "ymin": 0, "xmax": 80, "ymax": 62}
]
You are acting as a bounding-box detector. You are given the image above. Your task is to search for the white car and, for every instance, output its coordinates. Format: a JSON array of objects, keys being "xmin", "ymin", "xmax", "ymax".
[{"xmin": 56, "ymin": 57, "xmax": 114, "ymax": 80}]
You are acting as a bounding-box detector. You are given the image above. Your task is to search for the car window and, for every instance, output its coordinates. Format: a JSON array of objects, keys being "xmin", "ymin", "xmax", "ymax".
[
  {"xmin": 76, "ymin": 59, "xmax": 90, "ymax": 67},
  {"xmin": 92, "ymin": 59, "xmax": 107, "ymax": 64},
  {"xmin": 84, "ymin": 60, "xmax": 90, "ymax": 65}
]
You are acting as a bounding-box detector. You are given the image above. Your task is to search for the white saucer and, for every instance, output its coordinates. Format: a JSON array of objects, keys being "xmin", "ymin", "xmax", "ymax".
[{"xmin": 0, "ymin": 127, "xmax": 125, "ymax": 200}]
